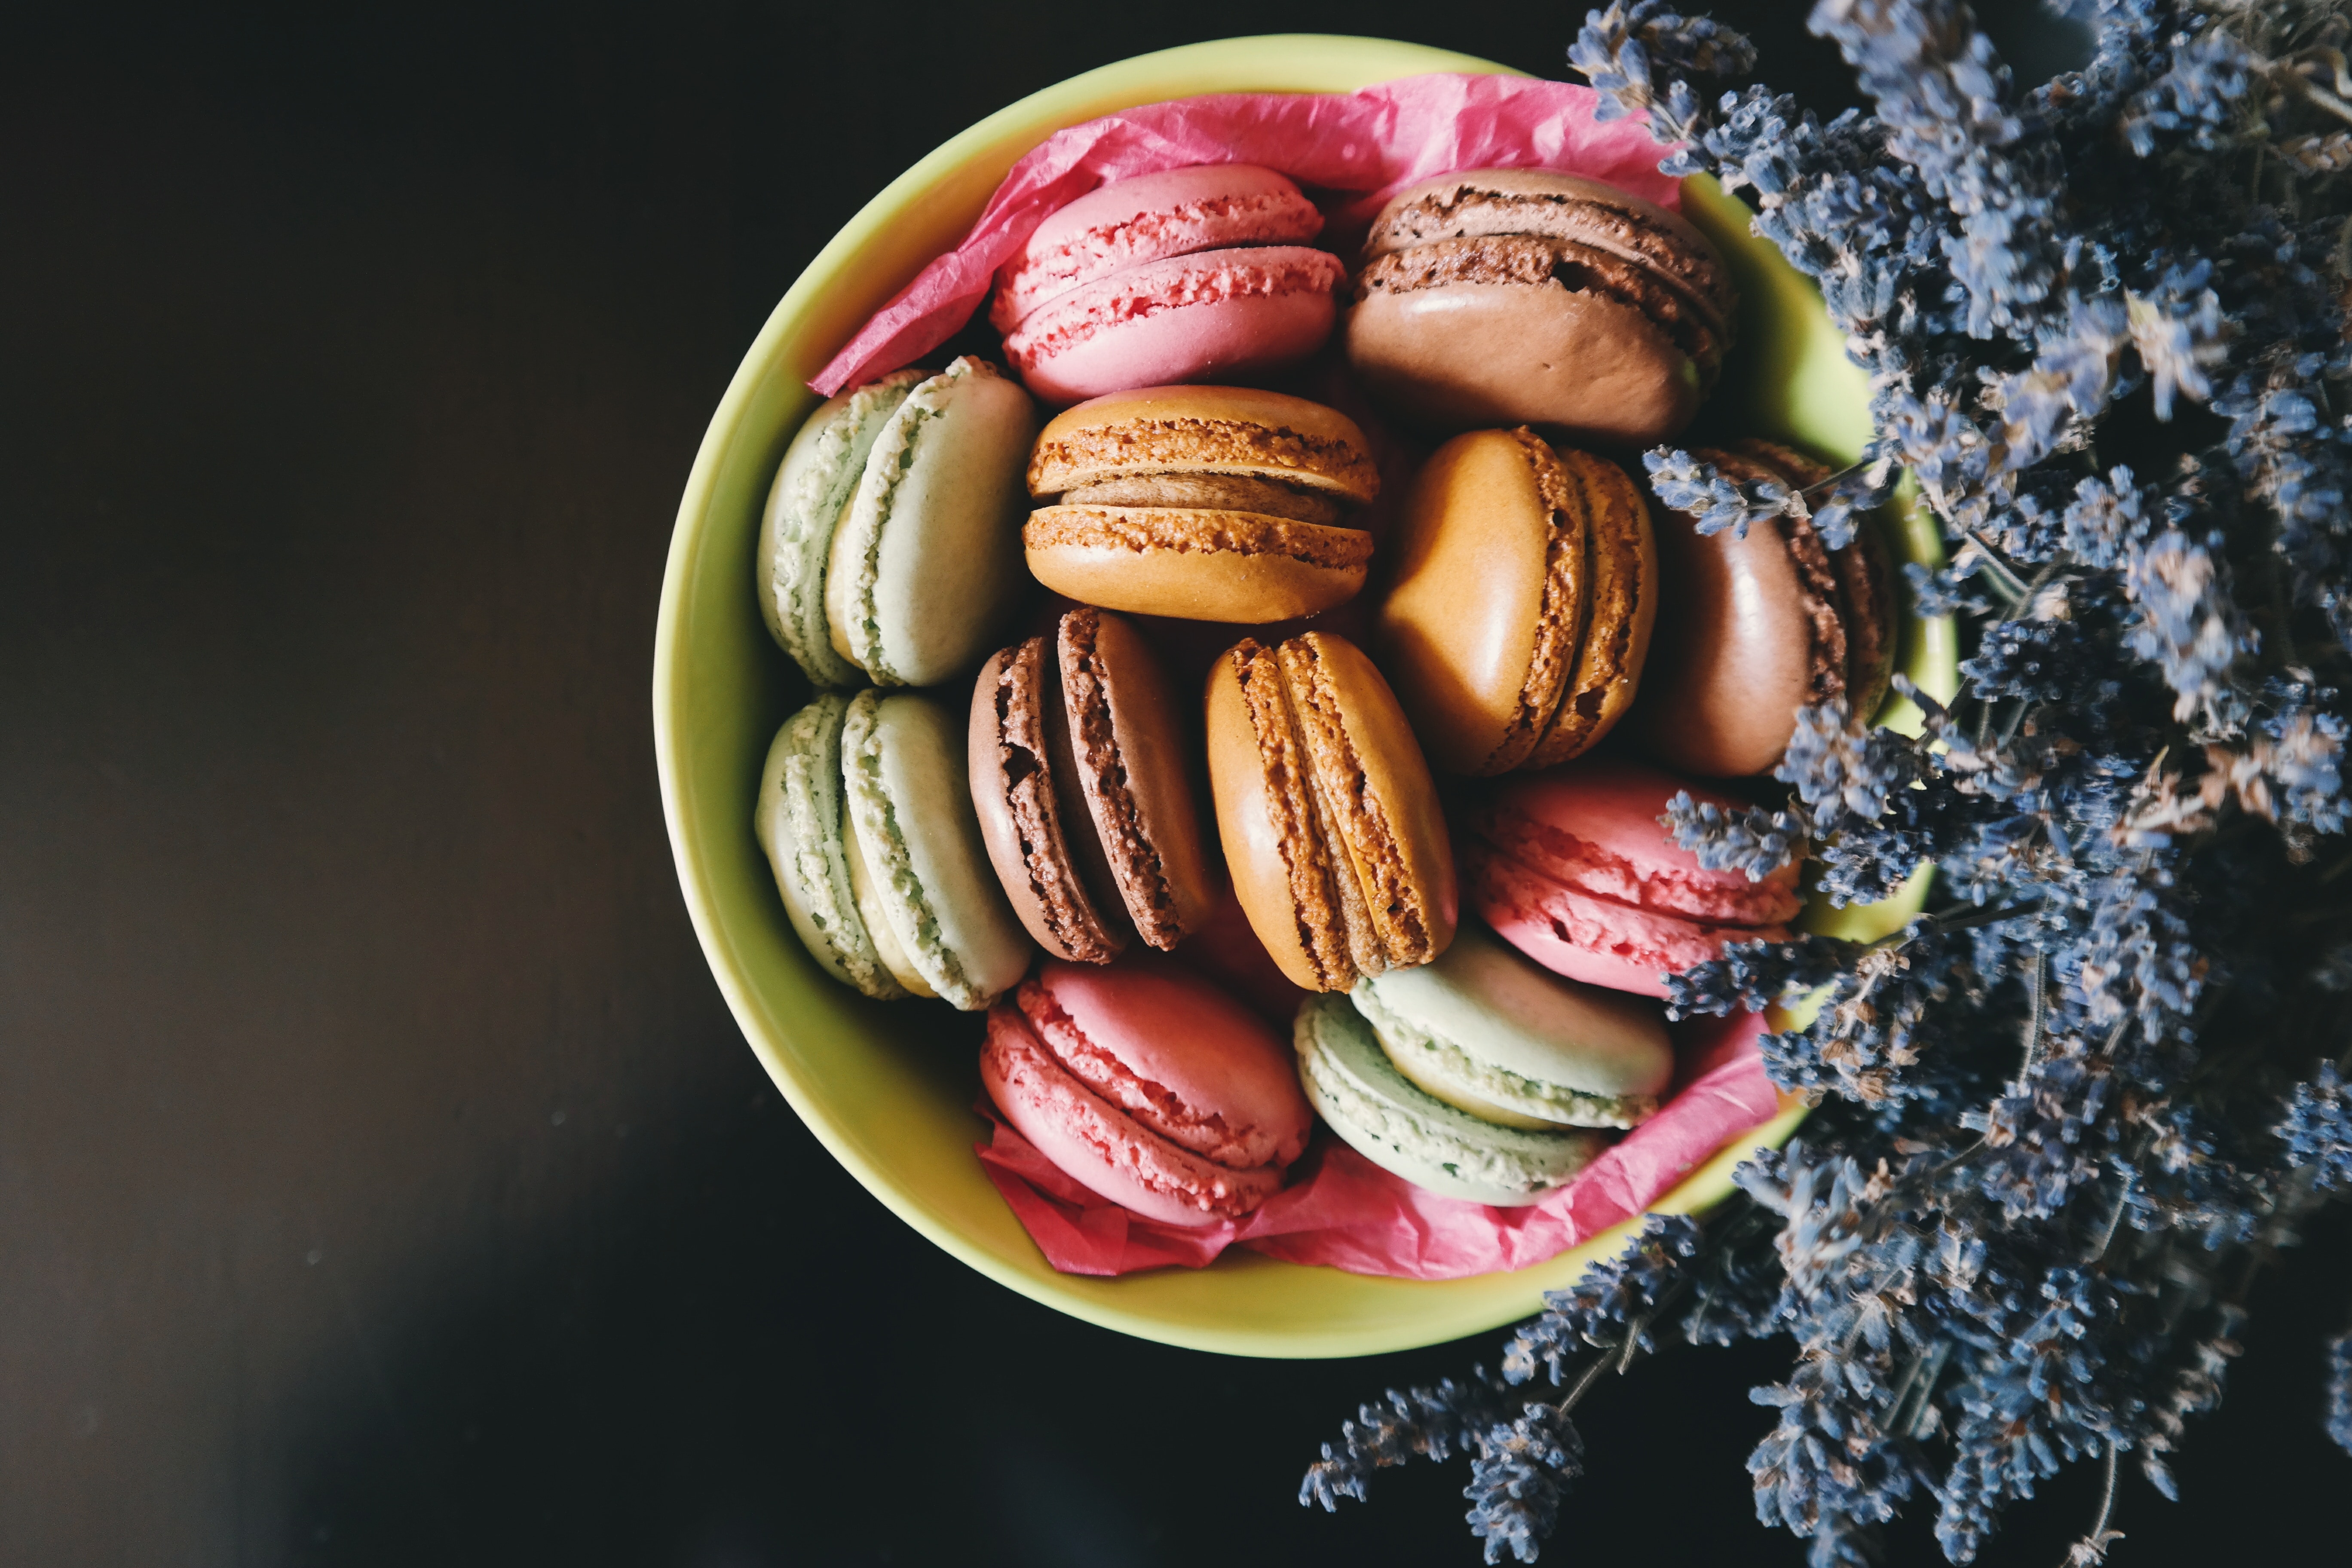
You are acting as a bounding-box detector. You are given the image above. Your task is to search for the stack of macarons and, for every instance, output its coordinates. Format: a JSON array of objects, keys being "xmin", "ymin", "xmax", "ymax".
[{"xmin": 747, "ymin": 153, "xmax": 1896, "ymax": 1230}]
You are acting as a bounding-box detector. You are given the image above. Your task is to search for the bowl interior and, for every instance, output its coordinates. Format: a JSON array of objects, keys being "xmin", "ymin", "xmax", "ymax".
[{"xmin": 653, "ymin": 35, "xmax": 1950, "ymax": 1358}]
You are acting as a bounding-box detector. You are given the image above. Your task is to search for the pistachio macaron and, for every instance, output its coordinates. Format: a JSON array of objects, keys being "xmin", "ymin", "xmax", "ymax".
[
  {"xmin": 1351, "ymin": 923, "xmax": 1674, "ymax": 1131},
  {"xmin": 969, "ymin": 606, "xmax": 1220, "ymax": 963},
  {"xmin": 1376, "ymin": 428, "xmax": 1658, "ymax": 775},
  {"xmin": 1630, "ymin": 438, "xmax": 1896, "ymax": 776},
  {"xmin": 1295, "ymin": 992, "xmax": 1609, "ymax": 1206},
  {"xmin": 1204, "ymin": 630, "xmax": 1456, "ymax": 992},
  {"xmin": 751, "ymin": 357, "xmax": 1038, "ymax": 689},
  {"xmin": 1023, "ymin": 386, "xmax": 1380, "ymax": 623},
  {"xmin": 756, "ymin": 688, "xmax": 1033, "ymax": 1009},
  {"xmin": 1343, "ymin": 168, "xmax": 1736, "ymax": 445}
]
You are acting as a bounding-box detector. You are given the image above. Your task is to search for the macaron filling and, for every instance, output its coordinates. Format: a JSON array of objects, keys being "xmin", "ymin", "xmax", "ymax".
[
  {"xmin": 1057, "ymin": 471, "xmax": 1347, "ymax": 525},
  {"xmin": 1025, "ymin": 508, "xmax": 1376, "ymax": 570},
  {"xmin": 1350, "ymin": 982, "xmax": 1659, "ymax": 1131}
]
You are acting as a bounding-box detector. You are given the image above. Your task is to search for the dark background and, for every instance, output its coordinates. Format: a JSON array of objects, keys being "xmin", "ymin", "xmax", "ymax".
[{"xmin": 7, "ymin": 2, "xmax": 2347, "ymax": 1564}]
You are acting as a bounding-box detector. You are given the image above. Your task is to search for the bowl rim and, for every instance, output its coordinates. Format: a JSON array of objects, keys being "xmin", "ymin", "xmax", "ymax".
[{"xmin": 655, "ymin": 34, "xmax": 1942, "ymax": 1358}]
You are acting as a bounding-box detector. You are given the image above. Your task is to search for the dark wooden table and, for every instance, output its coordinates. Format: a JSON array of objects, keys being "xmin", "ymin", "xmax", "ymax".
[{"xmin": 7, "ymin": 3, "xmax": 2346, "ymax": 1562}]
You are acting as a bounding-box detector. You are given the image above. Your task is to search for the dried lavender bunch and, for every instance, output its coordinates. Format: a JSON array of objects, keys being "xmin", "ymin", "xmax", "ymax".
[{"xmin": 1303, "ymin": 3, "xmax": 2352, "ymax": 1562}]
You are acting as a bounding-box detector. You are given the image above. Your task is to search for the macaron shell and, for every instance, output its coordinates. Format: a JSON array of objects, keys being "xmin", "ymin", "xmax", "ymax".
[
  {"xmin": 1004, "ymin": 249, "xmax": 1343, "ymax": 405},
  {"xmin": 1028, "ymin": 385, "xmax": 1380, "ymax": 502},
  {"xmin": 982, "ymin": 1004, "xmax": 1284, "ymax": 1227},
  {"xmin": 1466, "ymin": 839, "xmax": 1790, "ymax": 999},
  {"xmin": 1024, "ymin": 506, "xmax": 1372, "ymax": 622},
  {"xmin": 841, "ymin": 689, "xmax": 1034, "ymax": 1010},
  {"xmin": 752, "ymin": 695, "xmax": 906, "ymax": 999},
  {"xmin": 1294, "ymin": 994, "xmax": 1607, "ymax": 1206},
  {"xmin": 1344, "ymin": 281, "xmax": 1703, "ymax": 444},
  {"xmin": 1355, "ymin": 922, "xmax": 1673, "ymax": 1101},
  {"xmin": 990, "ymin": 164, "xmax": 1325, "ymax": 331},
  {"xmin": 1523, "ymin": 449, "xmax": 1657, "ymax": 769},
  {"xmin": 1027, "ymin": 958, "xmax": 1311, "ymax": 1167},
  {"xmin": 968, "ymin": 638, "xmax": 1129, "ymax": 963},
  {"xmin": 1059, "ymin": 609, "xmax": 1220, "ymax": 947},
  {"xmin": 829, "ymin": 358, "xmax": 1036, "ymax": 687},
  {"xmin": 757, "ymin": 371, "xmax": 925, "ymax": 687},
  {"xmin": 1375, "ymin": 427, "xmax": 1580, "ymax": 775},
  {"xmin": 1470, "ymin": 757, "xmax": 1804, "ymax": 925}
]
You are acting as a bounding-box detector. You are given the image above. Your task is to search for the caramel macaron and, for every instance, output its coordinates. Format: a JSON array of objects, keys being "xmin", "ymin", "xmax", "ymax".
[
  {"xmin": 1631, "ymin": 439, "xmax": 1896, "ymax": 777},
  {"xmin": 1343, "ymin": 169, "xmax": 1735, "ymax": 446},
  {"xmin": 1023, "ymin": 386, "xmax": 1380, "ymax": 622},
  {"xmin": 970, "ymin": 607, "xmax": 1220, "ymax": 962},
  {"xmin": 1376, "ymin": 429, "xmax": 1657, "ymax": 775},
  {"xmin": 1204, "ymin": 631, "xmax": 1457, "ymax": 992}
]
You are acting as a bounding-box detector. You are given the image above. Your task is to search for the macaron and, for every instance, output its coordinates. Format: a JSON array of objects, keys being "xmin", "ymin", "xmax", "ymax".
[
  {"xmin": 969, "ymin": 606, "xmax": 1220, "ymax": 963},
  {"xmin": 756, "ymin": 687, "xmax": 1033, "ymax": 1008},
  {"xmin": 822, "ymin": 356, "xmax": 1038, "ymax": 688},
  {"xmin": 1294, "ymin": 992, "xmax": 1609, "ymax": 1206},
  {"xmin": 1343, "ymin": 169, "xmax": 1736, "ymax": 445},
  {"xmin": 980, "ymin": 957, "xmax": 1314, "ymax": 1226},
  {"xmin": 1464, "ymin": 755, "xmax": 1801, "ymax": 998},
  {"xmin": 990, "ymin": 165, "xmax": 1345, "ymax": 404},
  {"xmin": 1629, "ymin": 439, "xmax": 1896, "ymax": 777},
  {"xmin": 1025, "ymin": 386, "xmax": 1381, "ymax": 623},
  {"xmin": 1204, "ymin": 630, "xmax": 1457, "ymax": 992},
  {"xmin": 756, "ymin": 369, "xmax": 927, "ymax": 687},
  {"xmin": 1351, "ymin": 922, "xmax": 1674, "ymax": 1130},
  {"xmin": 1375, "ymin": 428, "xmax": 1658, "ymax": 775}
]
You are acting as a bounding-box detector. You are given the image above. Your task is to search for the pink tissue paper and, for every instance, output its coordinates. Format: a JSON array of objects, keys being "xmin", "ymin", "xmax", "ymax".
[
  {"xmin": 975, "ymin": 1009, "xmax": 1788, "ymax": 1280},
  {"xmin": 813, "ymin": 73, "xmax": 1678, "ymax": 395}
]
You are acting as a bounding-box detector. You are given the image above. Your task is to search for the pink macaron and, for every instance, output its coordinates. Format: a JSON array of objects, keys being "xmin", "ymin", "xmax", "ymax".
[
  {"xmin": 1463, "ymin": 756, "xmax": 1803, "ymax": 997},
  {"xmin": 990, "ymin": 165, "xmax": 1344, "ymax": 404},
  {"xmin": 980, "ymin": 956, "xmax": 1313, "ymax": 1226}
]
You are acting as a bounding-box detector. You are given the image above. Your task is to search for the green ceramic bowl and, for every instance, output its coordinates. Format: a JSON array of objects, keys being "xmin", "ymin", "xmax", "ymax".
[{"xmin": 653, "ymin": 35, "xmax": 1956, "ymax": 1358}]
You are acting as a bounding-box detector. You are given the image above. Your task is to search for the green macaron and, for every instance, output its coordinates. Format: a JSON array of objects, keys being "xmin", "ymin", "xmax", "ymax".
[
  {"xmin": 1294, "ymin": 993, "xmax": 1609, "ymax": 1206},
  {"xmin": 826, "ymin": 356, "xmax": 1037, "ymax": 687},
  {"xmin": 1351, "ymin": 922, "xmax": 1675, "ymax": 1130},
  {"xmin": 756, "ymin": 689, "xmax": 1033, "ymax": 1010},
  {"xmin": 757, "ymin": 369, "xmax": 926, "ymax": 688}
]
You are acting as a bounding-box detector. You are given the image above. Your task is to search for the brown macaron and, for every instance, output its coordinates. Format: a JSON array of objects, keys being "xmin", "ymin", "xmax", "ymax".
[
  {"xmin": 970, "ymin": 607, "xmax": 1221, "ymax": 962},
  {"xmin": 1630, "ymin": 440, "xmax": 1896, "ymax": 778},
  {"xmin": 1204, "ymin": 631, "xmax": 1457, "ymax": 992},
  {"xmin": 1023, "ymin": 386, "xmax": 1381, "ymax": 623},
  {"xmin": 1376, "ymin": 429, "xmax": 1658, "ymax": 775},
  {"xmin": 1343, "ymin": 169, "xmax": 1736, "ymax": 446}
]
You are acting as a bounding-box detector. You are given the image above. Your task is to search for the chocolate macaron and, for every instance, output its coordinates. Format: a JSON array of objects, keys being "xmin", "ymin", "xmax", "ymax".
[
  {"xmin": 1630, "ymin": 439, "xmax": 1895, "ymax": 777},
  {"xmin": 1376, "ymin": 428, "xmax": 1657, "ymax": 775},
  {"xmin": 1204, "ymin": 631, "xmax": 1457, "ymax": 992},
  {"xmin": 970, "ymin": 607, "xmax": 1220, "ymax": 962},
  {"xmin": 1023, "ymin": 386, "xmax": 1381, "ymax": 623},
  {"xmin": 1344, "ymin": 169, "xmax": 1735, "ymax": 446}
]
